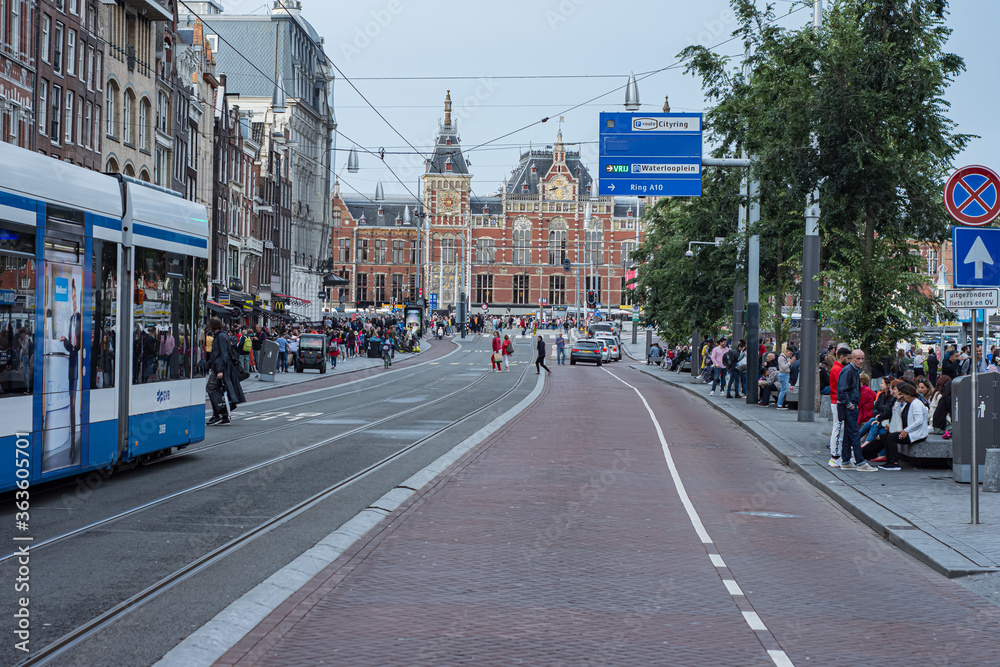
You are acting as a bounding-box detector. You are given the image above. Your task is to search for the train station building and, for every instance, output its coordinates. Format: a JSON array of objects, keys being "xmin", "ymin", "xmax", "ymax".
[{"xmin": 330, "ymin": 93, "xmax": 647, "ymax": 316}]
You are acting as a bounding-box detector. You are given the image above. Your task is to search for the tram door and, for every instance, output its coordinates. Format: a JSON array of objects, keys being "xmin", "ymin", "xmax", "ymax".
[{"xmin": 40, "ymin": 214, "xmax": 85, "ymax": 474}]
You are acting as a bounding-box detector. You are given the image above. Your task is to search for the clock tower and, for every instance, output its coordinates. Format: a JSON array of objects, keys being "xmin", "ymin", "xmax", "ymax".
[{"xmin": 422, "ymin": 91, "xmax": 474, "ymax": 308}]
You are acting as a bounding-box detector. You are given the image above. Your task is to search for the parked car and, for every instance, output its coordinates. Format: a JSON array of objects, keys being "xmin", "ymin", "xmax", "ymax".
[
  {"xmin": 570, "ymin": 340, "xmax": 603, "ymax": 366},
  {"xmin": 295, "ymin": 334, "xmax": 328, "ymax": 373}
]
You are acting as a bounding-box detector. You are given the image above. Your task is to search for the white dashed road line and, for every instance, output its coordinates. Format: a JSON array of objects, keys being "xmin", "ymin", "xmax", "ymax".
[{"xmin": 603, "ymin": 368, "xmax": 795, "ymax": 667}]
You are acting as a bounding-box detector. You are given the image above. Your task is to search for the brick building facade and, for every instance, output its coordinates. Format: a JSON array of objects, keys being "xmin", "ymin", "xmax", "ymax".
[
  {"xmin": 330, "ymin": 93, "xmax": 646, "ymax": 315},
  {"xmin": 0, "ymin": 0, "xmax": 34, "ymax": 148}
]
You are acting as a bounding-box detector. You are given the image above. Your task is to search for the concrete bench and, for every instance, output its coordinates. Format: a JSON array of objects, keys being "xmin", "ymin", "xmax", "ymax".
[{"xmin": 897, "ymin": 434, "xmax": 952, "ymax": 461}]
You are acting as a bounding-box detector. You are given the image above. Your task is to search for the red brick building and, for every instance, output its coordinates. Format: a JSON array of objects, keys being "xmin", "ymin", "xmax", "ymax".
[
  {"xmin": 330, "ymin": 93, "xmax": 647, "ymax": 315},
  {"xmin": 34, "ymin": 0, "xmax": 104, "ymax": 169},
  {"xmin": 0, "ymin": 0, "xmax": 35, "ymax": 147}
]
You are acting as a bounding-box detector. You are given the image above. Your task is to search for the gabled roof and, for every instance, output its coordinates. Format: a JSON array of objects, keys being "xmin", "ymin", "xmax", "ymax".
[
  {"xmin": 507, "ymin": 149, "xmax": 593, "ymax": 196},
  {"xmin": 341, "ymin": 196, "xmax": 422, "ymax": 228},
  {"xmin": 427, "ymin": 129, "xmax": 469, "ymax": 175}
]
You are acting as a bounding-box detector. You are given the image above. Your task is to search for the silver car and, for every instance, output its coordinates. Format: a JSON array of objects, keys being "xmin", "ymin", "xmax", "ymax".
[{"xmin": 595, "ymin": 335, "xmax": 622, "ymax": 362}]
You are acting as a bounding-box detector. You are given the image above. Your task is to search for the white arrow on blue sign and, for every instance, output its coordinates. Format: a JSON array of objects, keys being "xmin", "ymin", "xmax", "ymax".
[{"xmin": 952, "ymin": 227, "xmax": 1000, "ymax": 287}]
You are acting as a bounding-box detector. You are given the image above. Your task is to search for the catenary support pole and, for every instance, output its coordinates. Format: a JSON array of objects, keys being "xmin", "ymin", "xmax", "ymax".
[
  {"xmin": 798, "ymin": 0, "xmax": 823, "ymax": 422},
  {"xmin": 798, "ymin": 189, "xmax": 820, "ymax": 422},
  {"xmin": 745, "ymin": 175, "xmax": 761, "ymax": 404},
  {"xmin": 691, "ymin": 326, "xmax": 701, "ymax": 379}
]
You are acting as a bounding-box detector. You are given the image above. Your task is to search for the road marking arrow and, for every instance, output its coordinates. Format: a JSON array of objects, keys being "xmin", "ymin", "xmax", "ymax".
[{"xmin": 964, "ymin": 235, "xmax": 994, "ymax": 280}]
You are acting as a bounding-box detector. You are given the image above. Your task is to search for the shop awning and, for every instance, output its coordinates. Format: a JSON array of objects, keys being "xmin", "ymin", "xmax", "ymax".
[
  {"xmin": 273, "ymin": 292, "xmax": 311, "ymax": 305},
  {"xmin": 323, "ymin": 273, "xmax": 350, "ymax": 287},
  {"xmin": 206, "ymin": 300, "xmax": 232, "ymax": 315}
]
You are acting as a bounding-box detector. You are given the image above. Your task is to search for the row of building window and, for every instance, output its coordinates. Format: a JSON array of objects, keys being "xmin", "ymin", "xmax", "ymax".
[
  {"xmin": 41, "ymin": 11, "xmax": 102, "ymax": 90},
  {"xmin": 37, "ymin": 79, "xmax": 100, "ymax": 151},
  {"xmin": 339, "ymin": 237, "xmax": 638, "ymax": 266}
]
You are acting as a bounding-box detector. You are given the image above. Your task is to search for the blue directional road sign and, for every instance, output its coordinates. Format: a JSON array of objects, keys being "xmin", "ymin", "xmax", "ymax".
[
  {"xmin": 952, "ymin": 226, "xmax": 1000, "ymax": 287},
  {"xmin": 599, "ymin": 113, "xmax": 702, "ymax": 197}
]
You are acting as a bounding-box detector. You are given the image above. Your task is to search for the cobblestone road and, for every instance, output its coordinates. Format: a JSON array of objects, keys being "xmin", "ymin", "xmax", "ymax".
[{"xmin": 214, "ymin": 362, "xmax": 1000, "ymax": 666}]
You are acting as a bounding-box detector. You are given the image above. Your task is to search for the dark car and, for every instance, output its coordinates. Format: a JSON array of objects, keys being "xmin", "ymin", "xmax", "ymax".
[
  {"xmin": 570, "ymin": 340, "xmax": 603, "ymax": 366},
  {"xmin": 295, "ymin": 334, "xmax": 328, "ymax": 373}
]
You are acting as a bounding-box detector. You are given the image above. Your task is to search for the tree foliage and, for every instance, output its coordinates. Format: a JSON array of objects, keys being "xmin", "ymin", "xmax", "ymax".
[{"xmin": 671, "ymin": 0, "xmax": 971, "ymax": 358}]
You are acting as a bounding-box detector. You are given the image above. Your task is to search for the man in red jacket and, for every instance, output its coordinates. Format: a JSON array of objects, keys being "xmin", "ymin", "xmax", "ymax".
[{"xmin": 828, "ymin": 347, "xmax": 851, "ymax": 468}]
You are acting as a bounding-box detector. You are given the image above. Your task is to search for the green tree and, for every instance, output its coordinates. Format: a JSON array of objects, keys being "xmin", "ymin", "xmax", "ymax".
[
  {"xmin": 631, "ymin": 168, "xmax": 741, "ymax": 344},
  {"xmin": 680, "ymin": 0, "xmax": 970, "ymax": 359}
]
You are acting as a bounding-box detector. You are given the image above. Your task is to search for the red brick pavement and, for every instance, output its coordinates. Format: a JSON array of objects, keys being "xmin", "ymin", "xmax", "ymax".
[{"xmin": 214, "ymin": 365, "xmax": 1000, "ymax": 666}]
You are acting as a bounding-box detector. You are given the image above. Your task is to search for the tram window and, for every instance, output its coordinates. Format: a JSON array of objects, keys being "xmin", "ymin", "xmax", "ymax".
[
  {"xmin": 192, "ymin": 258, "xmax": 207, "ymax": 378},
  {"xmin": 0, "ymin": 253, "xmax": 36, "ymax": 398},
  {"xmin": 0, "ymin": 226, "xmax": 36, "ymax": 255},
  {"xmin": 132, "ymin": 247, "xmax": 193, "ymax": 384},
  {"xmin": 90, "ymin": 239, "xmax": 117, "ymax": 389}
]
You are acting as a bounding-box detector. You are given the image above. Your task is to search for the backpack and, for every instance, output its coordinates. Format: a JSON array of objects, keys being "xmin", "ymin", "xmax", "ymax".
[
  {"xmin": 723, "ymin": 350, "xmax": 733, "ymax": 368},
  {"xmin": 242, "ymin": 336, "xmax": 252, "ymax": 353},
  {"xmin": 504, "ymin": 340, "xmax": 513, "ymax": 356}
]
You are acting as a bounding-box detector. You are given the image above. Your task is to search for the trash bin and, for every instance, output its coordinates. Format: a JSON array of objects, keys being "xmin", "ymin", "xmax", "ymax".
[
  {"xmin": 951, "ymin": 375, "xmax": 994, "ymax": 483},
  {"xmin": 367, "ymin": 339, "xmax": 382, "ymax": 359},
  {"xmin": 257, "ymin": 340, "xmax": 280, "ymax": 382}
]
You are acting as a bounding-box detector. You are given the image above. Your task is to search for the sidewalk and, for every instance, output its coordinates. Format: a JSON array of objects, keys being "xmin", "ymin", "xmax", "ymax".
[
  {"xmin": 631, "ymin": 357, "xmax": 1000, "ymax": 578},
  {"xmin": 238, "ymin": 340, "xmax": 433, "ymax": 395}
]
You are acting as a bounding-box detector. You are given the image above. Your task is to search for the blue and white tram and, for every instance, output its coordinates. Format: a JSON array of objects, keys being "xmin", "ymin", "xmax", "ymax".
[{"xmin": 0, "ymin": 142, "xmax": 209, "ymax": 492}]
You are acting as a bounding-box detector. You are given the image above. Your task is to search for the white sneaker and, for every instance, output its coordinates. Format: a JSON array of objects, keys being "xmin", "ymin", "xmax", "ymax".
[
  {"xmin": 855, "ymin": 462, "xmax": 879, "ymax": 472},
  {"xmin": 709, "ymin": 391, "xmax": 714, "ymax": 396},
  {"xmin": 827, "ymin": 458, "xmax": 841, "ymax": 468}
]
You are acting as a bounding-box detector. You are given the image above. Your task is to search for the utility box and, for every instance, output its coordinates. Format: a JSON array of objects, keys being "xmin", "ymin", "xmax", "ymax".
[
  {"xmin": 257, "ymin": 340, "xmax": 280, "ymax": 382},
  {"xmin": 951, "ymin": 375, "xmax": 998, "ymax": 483}
]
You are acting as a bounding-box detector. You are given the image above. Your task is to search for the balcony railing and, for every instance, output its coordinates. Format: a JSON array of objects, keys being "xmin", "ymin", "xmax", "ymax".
[{"xmin": 240, "ymin": 237, "xmax": 264, "ymax": 255}]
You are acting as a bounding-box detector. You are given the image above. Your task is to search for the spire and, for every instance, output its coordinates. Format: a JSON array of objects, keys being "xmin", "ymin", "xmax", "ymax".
[
  {"xmin": 662, "ymin": 95, "xmax": 671, "ymax": 113},
  {"xmin": 444, "ymin": 90, "xmax": 452, "ymax": 128}
]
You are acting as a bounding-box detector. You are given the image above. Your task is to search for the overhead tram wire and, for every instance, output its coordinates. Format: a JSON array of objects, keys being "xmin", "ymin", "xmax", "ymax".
[
  {"xmin": 461, "ymin": 3, "xmax": 810, "ymax": 154},
  {"xmin": 272, "ymin": 0, "xmax": 430, "ymax": 164},
  {"xmin": 177, "ymin": 0, "xmax": 424, "ymax": 203}
]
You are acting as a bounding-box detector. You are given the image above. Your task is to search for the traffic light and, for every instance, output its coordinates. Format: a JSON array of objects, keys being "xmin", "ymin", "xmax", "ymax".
[
  {"xmin": 586, "ymin": 290, "xmax": 596, "ymax": 306},
  {"xmin": 562, "ymin": 257, "xmax": 572, "ymax": 273}
]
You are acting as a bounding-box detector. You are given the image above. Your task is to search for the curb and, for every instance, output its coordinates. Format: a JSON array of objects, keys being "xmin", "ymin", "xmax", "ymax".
[{"xmin": 634, "ymin": 365, "xmax": 997, "ymax": 579}]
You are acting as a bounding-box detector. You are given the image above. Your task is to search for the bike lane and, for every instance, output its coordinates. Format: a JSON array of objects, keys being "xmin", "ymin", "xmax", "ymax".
[{"xmin": 210, "ymin": 363, "xmax": 1000, "ymax": 666}]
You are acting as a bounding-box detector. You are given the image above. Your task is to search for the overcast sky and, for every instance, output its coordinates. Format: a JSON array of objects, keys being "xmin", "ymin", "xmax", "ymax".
[{"xmin": 221, "ymin": 0, "xmax": 999, "ymax": 202}]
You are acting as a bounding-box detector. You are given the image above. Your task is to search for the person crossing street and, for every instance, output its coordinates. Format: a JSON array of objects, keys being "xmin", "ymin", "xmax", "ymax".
[{"xmin": 535, "ymin": 335, "xmax": 551, "ymax": 375}]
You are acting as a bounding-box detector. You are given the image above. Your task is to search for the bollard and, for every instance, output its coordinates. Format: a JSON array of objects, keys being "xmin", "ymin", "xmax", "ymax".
[
  {"xmin": 984, "ymin": 449, "xmax": 1000, "ymax": 493},
  {"xmin": 819, "ymin": 400, "xmax": 831, "ymax": 420}
]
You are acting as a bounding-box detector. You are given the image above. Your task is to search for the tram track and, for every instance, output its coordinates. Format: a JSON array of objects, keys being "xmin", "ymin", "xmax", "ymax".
[
  {"xmin": 0, "ymin": 338, "xmax": 494, "ymax": 564},
  {"xmin": 0, "ymin": 336, "xmax": 471, "ymax": 502},
  {"xmin": 17, "ymin": 342, "xmax": 531, "ymax": 667}
]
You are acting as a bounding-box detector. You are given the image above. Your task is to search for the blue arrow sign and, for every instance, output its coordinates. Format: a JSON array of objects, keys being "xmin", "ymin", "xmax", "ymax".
[{"xmin": 952, "ymin": 227, "xmax": 1000, "ymax": 287}]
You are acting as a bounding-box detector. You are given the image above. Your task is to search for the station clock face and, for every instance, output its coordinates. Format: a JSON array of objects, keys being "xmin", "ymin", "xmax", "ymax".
[
  {"xmin": 441, "ymin": 194, "xmax": 457, "ymax": 212},
  {"xmin": 550, "ymin": 177, "xmax": 570, "ymax": 200}
]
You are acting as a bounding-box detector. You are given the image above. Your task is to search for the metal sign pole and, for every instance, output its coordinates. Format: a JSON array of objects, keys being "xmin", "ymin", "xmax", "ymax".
[{"xmin": 972, "ymin": 309, "xmax": 980, "ymax": 524}]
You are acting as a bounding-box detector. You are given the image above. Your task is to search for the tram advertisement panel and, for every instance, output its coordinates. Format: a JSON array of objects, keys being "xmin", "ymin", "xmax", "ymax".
[{"xmin": 42, "ymin": 262, "xmax": 83, "ymax": 472}]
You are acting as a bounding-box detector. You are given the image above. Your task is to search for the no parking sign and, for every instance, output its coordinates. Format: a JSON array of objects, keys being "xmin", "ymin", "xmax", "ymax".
[{"xmin": 944, "ymin": 165, "xmax": 1000, "ymax": 226}]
